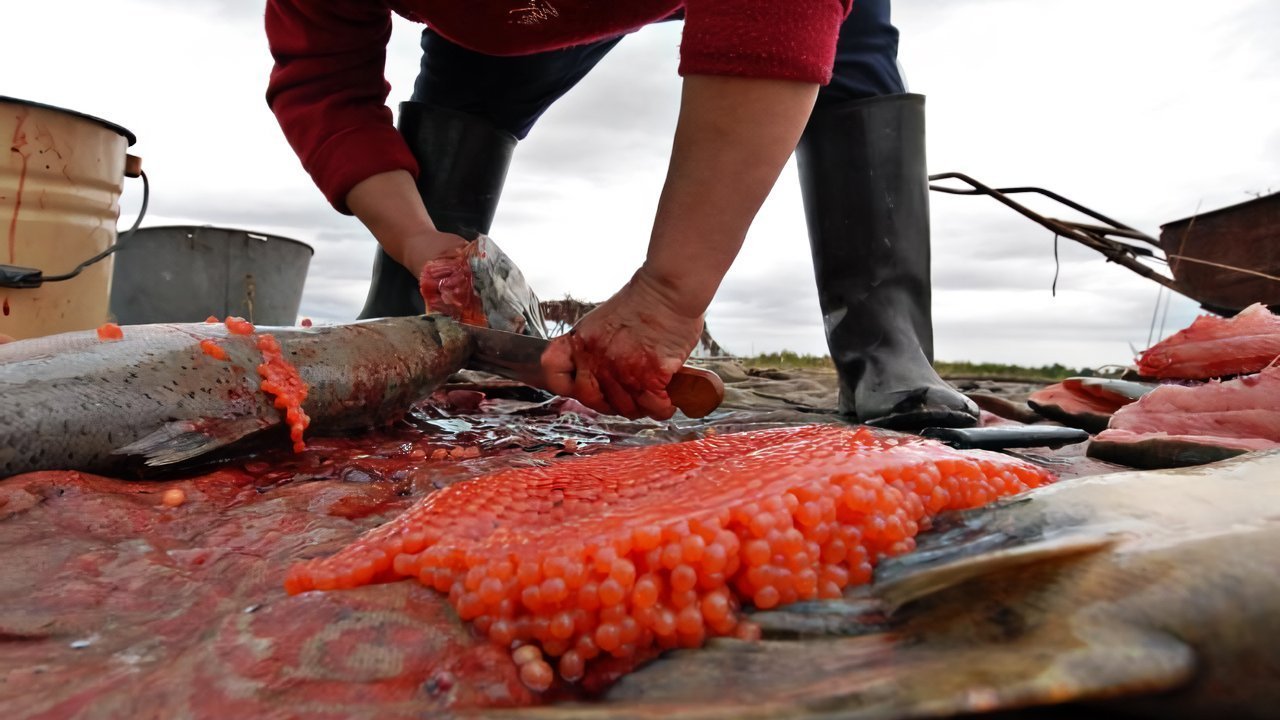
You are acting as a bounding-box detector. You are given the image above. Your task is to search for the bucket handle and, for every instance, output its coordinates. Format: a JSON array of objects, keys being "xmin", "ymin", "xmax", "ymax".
[{"xmin": 0, "ymin": 155, "xmax": 149, "ymax": 289}]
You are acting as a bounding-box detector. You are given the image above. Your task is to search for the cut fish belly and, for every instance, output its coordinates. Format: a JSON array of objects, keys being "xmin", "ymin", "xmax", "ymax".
[
  {"xmin": 1027, "ymin": 382, "xmax": 1127, "ymax": 433},
  {"xmin": 1137, "ymin": 303, "xmax": 1280, "ymax": 380},
  {"xmin": 1089, "ymin": 366, "xmax": 1280, "ymax": 468}
]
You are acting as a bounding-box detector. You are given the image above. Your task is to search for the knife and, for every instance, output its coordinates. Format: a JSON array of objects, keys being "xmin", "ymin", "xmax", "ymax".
[
  {"xmin": 465, "ymin": 324, "xmax": 726, "ymax": 418},
  {"xmin": 919, "ymin": 425, "xmax": 1089, "ymax": 450}
]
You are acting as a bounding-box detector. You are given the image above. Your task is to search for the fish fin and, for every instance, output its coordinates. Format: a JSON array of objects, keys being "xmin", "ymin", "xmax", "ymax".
[
  {"xmin": 875, "ymin": 533, "xmax": 1118, "ymax": 613},
  {"xmin": 114, "ymin": 417, "xmax": 273, "ymax": 466}
]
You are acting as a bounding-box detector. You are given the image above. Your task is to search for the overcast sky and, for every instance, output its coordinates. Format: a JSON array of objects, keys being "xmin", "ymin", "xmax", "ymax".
[{"xmin": 5, "ymin": 0, "xmax": 1277, "ymax": 367}]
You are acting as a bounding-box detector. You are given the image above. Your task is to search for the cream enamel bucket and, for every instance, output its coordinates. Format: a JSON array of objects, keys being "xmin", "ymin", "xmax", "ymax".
[{"xmin": 0, "ymin": 97, "xmax": 140, "ymax": 340}]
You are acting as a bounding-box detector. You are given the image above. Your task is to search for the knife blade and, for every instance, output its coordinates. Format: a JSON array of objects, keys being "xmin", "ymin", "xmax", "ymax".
[{"xmin": 465, "ymin": 324, "xmax": 725, "ymax": 419}]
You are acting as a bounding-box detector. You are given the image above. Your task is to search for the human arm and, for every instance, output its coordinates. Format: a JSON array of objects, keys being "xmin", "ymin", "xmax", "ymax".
[
  {"xmin": 344, "ymin": 170, "xmax": 468, "ymax": 275},
  {"xmin": 265, "ymin": 0, "xmax": 462, "ymax": 270},
  {"xmin": 543, "ymin": 74, "xmax": 819, "ymax": 419}
]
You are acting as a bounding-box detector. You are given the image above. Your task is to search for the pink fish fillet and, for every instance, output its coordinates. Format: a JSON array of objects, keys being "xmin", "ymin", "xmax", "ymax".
[
  {"xmin": 1137, "ymin": 303, "xmax": 1280, "ymax": 380},
  {"xmin": 1097, "ymin": 365, "xmax": 1280, "ymax": 448}
]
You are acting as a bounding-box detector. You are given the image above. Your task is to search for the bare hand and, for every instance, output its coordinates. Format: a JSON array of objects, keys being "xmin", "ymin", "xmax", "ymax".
[{"xmin": 542, "ymin": 271, "xmax": 703, "ymax": 420}]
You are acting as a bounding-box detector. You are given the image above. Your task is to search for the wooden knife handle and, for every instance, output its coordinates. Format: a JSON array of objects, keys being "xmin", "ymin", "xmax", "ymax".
[{"xmin": 666, "ymin": 367, "xmax": 725, "ymax": 419}]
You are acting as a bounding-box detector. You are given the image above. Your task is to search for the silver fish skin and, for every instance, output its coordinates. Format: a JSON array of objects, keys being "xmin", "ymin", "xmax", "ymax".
[{"xmin": 0, "ymin": 315, "xmax": 471, "ymax": 478}]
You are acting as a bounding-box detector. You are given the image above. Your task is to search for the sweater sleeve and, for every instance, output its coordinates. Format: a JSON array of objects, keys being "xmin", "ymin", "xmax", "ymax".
[
  {"xmin": 679, "ymin": 0, "xmax": 852, "ymax": 85},
  {"xmin": 265, "ymin": 0, "xmax": 419, "ymax": 214}
]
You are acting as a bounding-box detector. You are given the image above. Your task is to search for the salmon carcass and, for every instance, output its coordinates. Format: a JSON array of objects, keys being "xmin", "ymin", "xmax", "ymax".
[
  {"xmin": 1137, "ymin": 303, "xmax": 1280, "ymax": 379},
  {"xmin": 0, "ymin": 316, "xmax": 470, "ymax": 478}
]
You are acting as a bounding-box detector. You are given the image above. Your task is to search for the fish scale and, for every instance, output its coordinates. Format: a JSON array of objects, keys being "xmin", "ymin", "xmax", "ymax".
[{"xmin": 0, "ymin": 316, "xmax": 471, "ymax": 478}]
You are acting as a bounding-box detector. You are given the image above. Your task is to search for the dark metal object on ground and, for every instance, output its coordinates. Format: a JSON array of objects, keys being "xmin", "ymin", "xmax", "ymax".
[
  {"xmin": 929, "ymin": 174, "xmax": 1280, "ymax": 315},
  {"xmin": 920, "ymin": 425, "xmax": 1089, "ymax": 451}
]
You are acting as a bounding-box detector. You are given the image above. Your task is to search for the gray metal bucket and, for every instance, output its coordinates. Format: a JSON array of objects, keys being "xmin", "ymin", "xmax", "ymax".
[{"xmin": 109, "ymin": 225, "xmax": 313, "ymax": 325}]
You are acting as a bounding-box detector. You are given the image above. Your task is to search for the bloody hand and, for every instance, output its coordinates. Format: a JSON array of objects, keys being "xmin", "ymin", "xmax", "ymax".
[
  {"xmin": 542, "ymin": 273, "xmax": 704, "ymax": 420},
  {"xmin": 418, "ymin": 242, "xmax": 489, "ymax": 327}
]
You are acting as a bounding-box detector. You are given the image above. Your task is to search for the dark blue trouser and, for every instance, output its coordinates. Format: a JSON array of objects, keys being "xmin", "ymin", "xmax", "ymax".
[{"xmin": 411, "ymin": 0, "xmax": 905, "ymax": 139}]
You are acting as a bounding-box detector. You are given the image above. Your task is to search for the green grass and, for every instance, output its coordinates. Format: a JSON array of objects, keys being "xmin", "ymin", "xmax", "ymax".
[
  {"xmin": 933, "ymin": 361, "xmax": 1085, "ymax": 382},
  {"xmin": 736, "ymin": 352, "xmax": 1119, "ymax": 382},
  {"xmin": 735, "ymin": 351, "xmax": 835, "ymax": 369}
]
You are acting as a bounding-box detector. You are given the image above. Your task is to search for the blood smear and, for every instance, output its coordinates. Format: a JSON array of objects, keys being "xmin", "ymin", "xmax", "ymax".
[{"xmin": 285, "ymin": 425, "xmax": 1054, "ymax": 691}]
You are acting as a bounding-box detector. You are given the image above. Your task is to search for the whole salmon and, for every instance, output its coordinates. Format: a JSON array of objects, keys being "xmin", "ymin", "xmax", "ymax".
[{"xmin": 0, "ymin": 316, "xmax": 470, "ymax": 478}]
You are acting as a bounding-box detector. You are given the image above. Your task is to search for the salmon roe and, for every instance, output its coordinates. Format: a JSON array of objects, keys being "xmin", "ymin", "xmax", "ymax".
[
  {"xmin": 161, "ymin": 488, "xmax": 187, "ymax": 507},
  {"xmin": 199, "ymin": 339, "xmax": 229, "ymax": 361},
  {"xmin": 96, "ymin": 322, "xmax": 124, "ymax": 341},
  {"xmin": 255, "ymin": 334, "xmax": 310, "ymax": 453},
  {"xmin": 224, "ymin": 316, "xmax": 256, "ymax": 336},
  {"xmin": 418, "ymin": 247, "xmax": 488, "ymax": 327},
  {"xmin": 284, "ymin": 425, "xmax": 1053, "ymax": 691}
]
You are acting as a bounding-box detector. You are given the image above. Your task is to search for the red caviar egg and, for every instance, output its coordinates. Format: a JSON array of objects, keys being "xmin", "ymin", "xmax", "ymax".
[
  {"xmin": 255, "ymin": 333, "xmax": 309, "ymax": 452},
  {"xmin": 96, "ymin": 323, "xmax": 124, "ymax": 341},
  {"xmin": 224, "ymin": 316, "xmax": 255, "ymax": 336},
  {"xmin": 199, "ymin": 339, "xmax": 229, "ymax": 361},
  {"xmin": 284, "ymin": 425, "xmax": 1054, "ymax": 692},
  {"xmin": 418, "ymin": 247, "xmax": 488, "ymax": 327}
]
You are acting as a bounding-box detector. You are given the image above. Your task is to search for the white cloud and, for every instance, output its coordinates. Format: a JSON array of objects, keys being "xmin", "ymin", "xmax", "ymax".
[{"xmin": 3, "ymin": 0, "xmax": 1275, "ymax": 367}]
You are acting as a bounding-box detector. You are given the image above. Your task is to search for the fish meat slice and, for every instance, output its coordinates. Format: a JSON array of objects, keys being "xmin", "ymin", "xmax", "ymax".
[
  {"xmin": 1137, "ymin": 303, "xmax": 1280, "ymax": 379},
  {"xmin": 1027, "ymin": 381, "xmax": 1128, "ymax": 433},
  {"xmin": 1089, "ymin": 365, "xmax": 1280, "ymax": 468}
]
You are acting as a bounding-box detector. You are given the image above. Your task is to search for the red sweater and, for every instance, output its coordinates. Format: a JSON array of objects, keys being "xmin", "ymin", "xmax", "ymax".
[{"xmin": 265, "ymin": 1, "xmax": 852, "ymax": 212}]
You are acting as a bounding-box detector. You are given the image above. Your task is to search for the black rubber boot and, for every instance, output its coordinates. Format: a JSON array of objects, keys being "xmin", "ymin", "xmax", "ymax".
[
  {"xmin": 796, "ymin": 93, "xmax": 978, "ymax": 430},
  {"xmin": 357, "ymin": 103, "xmax": 518, "ymax": 319}
]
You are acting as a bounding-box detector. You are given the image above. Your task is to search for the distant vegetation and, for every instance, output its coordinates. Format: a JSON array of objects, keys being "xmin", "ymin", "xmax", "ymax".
[
  {"xmin": 735, "ymin": 351, "xmax": 834, "ymax": 369},
  {"xmin": 735, "ymin": 352, "xmax": 1121, "ymax": 382},
  {"xmin": 934, "ymin": 361, "xmax": 1087, "ymax": 381}
]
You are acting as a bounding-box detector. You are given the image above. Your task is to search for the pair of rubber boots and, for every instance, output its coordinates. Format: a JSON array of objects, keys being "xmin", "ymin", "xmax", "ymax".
[{"xmin": 360, "ymin": 96, "xmax": 978, "ymax": 430}]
